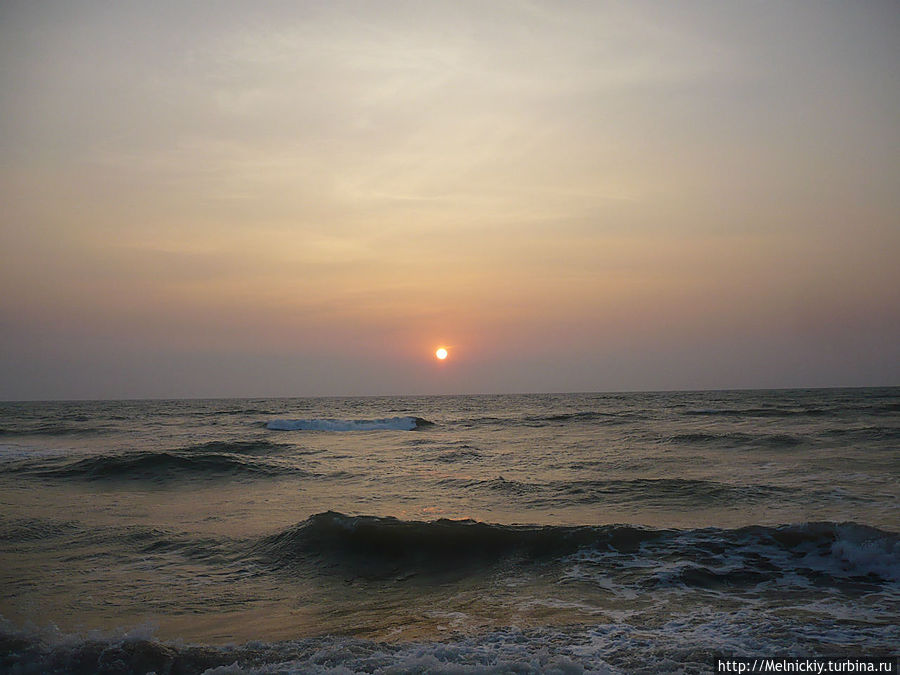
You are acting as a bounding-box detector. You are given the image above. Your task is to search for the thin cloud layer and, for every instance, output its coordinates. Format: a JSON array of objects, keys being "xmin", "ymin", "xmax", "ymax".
[{"xmin": 1, "ymin": 1, "xmax": 898, "ymax": 398}]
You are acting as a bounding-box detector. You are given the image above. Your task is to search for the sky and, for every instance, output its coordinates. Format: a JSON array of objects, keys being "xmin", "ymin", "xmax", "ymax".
[{"xmin": 1, "ymin": 1, "xmax": 898, "ymax": 399}]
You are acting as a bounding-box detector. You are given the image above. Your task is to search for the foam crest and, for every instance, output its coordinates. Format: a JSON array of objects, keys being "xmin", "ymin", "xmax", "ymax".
[
  {"xmin": 568, "ymin": 521, "xmax": 900, "ymax": 591},
  {"xmin": 4, "ymin": 614, "xmax": 896, "ymax": 674},
  {"xmin": 255, "ymin": 512, "xmax": 900, "ymax": 596},
  {"xmin": 257, "ymin": 514, "xmax": 900, "ymax": 585},
  {"xmin": 830, "ymin": 523, "xmax": 900, "ymax": 581}
]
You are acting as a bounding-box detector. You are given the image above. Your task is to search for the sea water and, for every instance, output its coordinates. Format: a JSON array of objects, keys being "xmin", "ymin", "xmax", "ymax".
[{"xmin": 0, "ymin": 389, "xmax": 897, "ymax": 673}]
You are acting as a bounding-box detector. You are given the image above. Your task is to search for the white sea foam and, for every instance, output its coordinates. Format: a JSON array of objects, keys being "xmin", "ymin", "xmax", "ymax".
[
  {"xmin": 0, "ymin": 618, "xmax": 619, "ymax": 674},
  {"xmin": 829, "ymin": 523, "xmax": 900, "ymax": 581},
  {"xmin": 267, "ymin": 417, "xmax": 422, "ymax": 432}
]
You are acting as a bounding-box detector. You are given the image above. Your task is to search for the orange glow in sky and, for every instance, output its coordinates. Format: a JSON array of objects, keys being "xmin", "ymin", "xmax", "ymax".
[{"xmin": 0, "ymin": 2, "xmax": 898, "ymax": 399}]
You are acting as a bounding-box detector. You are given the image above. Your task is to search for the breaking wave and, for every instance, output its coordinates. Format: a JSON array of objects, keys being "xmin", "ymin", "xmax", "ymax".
[
  {"xmin": 254, "ymin": 512, "xmax": 900, "ymax": 585},
  {"xmin": 267, "ymin": 416, "xmax": 433, "ymax": 431},
  {"xmin": 0, "ymin": 620, "xmax": 620, "ymax": 675},
  {"xmin": 2, "ymin": 512, "xmax": 897, "ymax": 674},
  {"xmin": 3, "ymin": 615, "xmax": 896, "ymax": 675},
  {"xmin": 254, "ymin": 512, "xmax": 654, "ymax": 577}
]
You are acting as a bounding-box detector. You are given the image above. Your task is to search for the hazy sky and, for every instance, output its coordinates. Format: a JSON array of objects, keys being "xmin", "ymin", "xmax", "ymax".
[{"xmin": 2, "ymin": 1, "xmax": 898, "ymax": 399}]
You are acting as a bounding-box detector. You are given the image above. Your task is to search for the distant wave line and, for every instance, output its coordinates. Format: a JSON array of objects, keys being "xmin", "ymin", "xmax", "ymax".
[{"xmin": 266, "ymin": 416, "xmax": 433, "ymax": 432}]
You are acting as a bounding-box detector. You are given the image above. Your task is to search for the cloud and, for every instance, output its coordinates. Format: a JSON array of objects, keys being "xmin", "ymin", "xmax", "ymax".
[{"xmin": 1, "ymin": 1, "xmax": 898, "ymax": 397}]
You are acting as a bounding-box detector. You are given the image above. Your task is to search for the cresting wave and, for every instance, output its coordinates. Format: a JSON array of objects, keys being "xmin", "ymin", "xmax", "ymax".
[
  {"xmin": 256, "ymin": 511, "xmax": 627, "ymax": 567},
  {"xmin": 267, "ymin": 416, "xmax": 433, "ymax": 431},
  {"xmin": 255, "ymin": 512, "xmax": 900, "ymax": 585},
  {"xmin": 18, "ymin": 511, "xmax": 894, "ymax": 589},
  {"xmin": 2, "ymin": 512, "xmax": 897, "ymax": 674}
]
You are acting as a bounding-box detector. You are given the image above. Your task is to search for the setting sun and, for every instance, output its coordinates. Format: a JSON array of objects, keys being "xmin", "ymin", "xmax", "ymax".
[{"xmin": 435, "ymin": 348, "xmax": 448, "ymax": 360}]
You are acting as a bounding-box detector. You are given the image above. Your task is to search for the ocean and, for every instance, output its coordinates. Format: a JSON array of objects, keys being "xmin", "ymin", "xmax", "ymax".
[{"xmin": 0, "ymin": 388, "xmax": 897, "ymax": 674}]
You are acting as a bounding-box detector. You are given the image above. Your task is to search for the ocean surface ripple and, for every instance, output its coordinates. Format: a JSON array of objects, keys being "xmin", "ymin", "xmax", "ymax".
[{"xmin": 0, "ymin": 388, "xmax": 897, "ymax": 673}]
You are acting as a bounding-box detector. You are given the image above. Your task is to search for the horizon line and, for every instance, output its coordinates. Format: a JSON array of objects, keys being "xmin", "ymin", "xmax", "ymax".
[{"xmin": 2, "ymin": 383, "xmax": 897, "ymax": 404}]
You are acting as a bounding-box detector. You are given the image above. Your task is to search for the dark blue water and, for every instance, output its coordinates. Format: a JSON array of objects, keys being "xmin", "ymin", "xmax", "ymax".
[{"xmin": 1, "ymin": 389, "xmax": 897, "ymax": 673}]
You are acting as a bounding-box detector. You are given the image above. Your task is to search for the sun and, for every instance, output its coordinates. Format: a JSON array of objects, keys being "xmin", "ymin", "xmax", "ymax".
[{"xmin": 435, "ymin": 347, "xmax": 448, "ymax": 360}]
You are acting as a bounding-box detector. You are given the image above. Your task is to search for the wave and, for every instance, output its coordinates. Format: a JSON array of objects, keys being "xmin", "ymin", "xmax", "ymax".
[
  {"xmin": 425, "ymin": 441, "xmax": 483, "ymax": 463},
  {"xmin": 0, "ymin": 516, "xmax": 81, "ymax": 543},
  {"xmin": 267, "ymin": 416, "xmax": 433, "ymax": 431},
  {"xmin": 18, "ymin": 451, "xmax": 310, "ymax": 482},
  {"xmin": 821, "ymin": 425, "xmax": 900, "ymax": 442},
  {"xmin": 177, "ymin": 439, "xmax": 297, "ymax": 454},
  {"xmin": 461, "ymin": 411, "xmax": 639, "ymax": 428},
  {"xmin": 2, "ymin": 515, "xmax": 897, "ymax": 674},
  {"xmin": 572, "ymin": 520, "xmax": 900, "ymax": 593},
  {"xmin": 0, "ymin": 424, "xmax": 109, "ymax": 437},
  {"xmin": 529, "ymin": 410, "xmax": 639, "ymax": 426},
  {"xmin": 3, "ymin": 617, "xmax": 899, "ymax": 675},
  {"xmin": 444, "ymin": 476, "xmax": 788, "ymax": 506},
  {"xmin": 435, "ymin": 447, "xmax": 483, "ymax": 462},
  {"xmin": 208, "ymin": 407, "xmax": 278, "ymax": 416},
  {"xmin": 858, "ymin": 400, "xmax": 900, "ymax": 415},
  {"xmin": 0, "ymin": 516, "xmax": 244, "ymax": 573},
  {"xmin": 667, "ymin": 432, "xmax": 805, "ymax": 448},
  {"xmin": 561, "ymin": 478, "xmax": 788, "ymax": 504},
  {"xmin": 255, "ymin": 513, "xmax": 900, "ymax": 586},
  {"xmin": 681, "ymin": 406, "xmax": 834, "ymax": 418},
  {"xmin": 255, "ymin": 512, "xmax": 652, "ymax": 574},
  {"xmin": 0, "ymin": 621, "xmax": 619, "ymax": 675},
  {"xmin": 4, "ymin": 611, "xmax": 898, "ymax": 675},
  {"xmin": 679, "ymin": 398, "xmax": 899, "ymax": 418}
]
